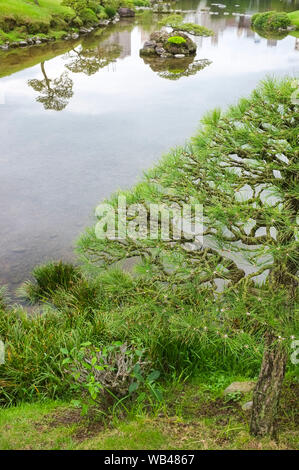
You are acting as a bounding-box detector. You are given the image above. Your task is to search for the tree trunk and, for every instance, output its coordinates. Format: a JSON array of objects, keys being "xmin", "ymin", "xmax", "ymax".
[{"xmin": 250, "ymin": 332, "xmax": 287, "ymax": 439}]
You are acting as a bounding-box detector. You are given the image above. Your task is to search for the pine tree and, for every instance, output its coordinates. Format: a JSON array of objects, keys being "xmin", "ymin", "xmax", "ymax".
[{"xmin": 79, "ymin": 78, "xmax": 299, "ymax": 438}]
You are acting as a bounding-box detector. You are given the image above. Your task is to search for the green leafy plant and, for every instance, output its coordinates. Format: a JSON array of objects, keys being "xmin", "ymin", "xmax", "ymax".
[{"xmin": 62, "ymin": 341, "xmax": 162, "ymax": 411}]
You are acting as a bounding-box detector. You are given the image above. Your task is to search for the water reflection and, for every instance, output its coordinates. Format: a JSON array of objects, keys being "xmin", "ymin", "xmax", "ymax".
[
  {"xmin": 28, "ymin": 63, "xmax": 73, "ymax": 111},
  {"xmin": 0, "ymin": 0, "xmax": 298, "ymax": 295}
]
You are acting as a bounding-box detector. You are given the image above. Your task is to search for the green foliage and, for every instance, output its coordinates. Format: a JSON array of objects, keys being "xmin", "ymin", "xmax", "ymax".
[
  {"xmin": 133, "ymin": 0, "xmax": 150, "ymax": 6},
  {"xmin": 79, "ymin": 7, "xmax": 98, "ymax": 23},
  {"xmin": 159, "ymin": 14, "xmax": 214, "ymax": 37},
  {"xmin": 251, "ymin": 11, "xmax": 291, "ymax": 32},
  {"xmin": 159, "ymin": 14, "xmax": 183, "ymax": 28},
  {"xmin": 167, "ymin": 36, "xmax": 186, "ymax": 45},
  {"xmin": 104, "ymin": 6, "xmax": 117, "ymax": 18},
  {"xmin": 18, "ymin": 261, "xmax": 82, "ymax": 304}
]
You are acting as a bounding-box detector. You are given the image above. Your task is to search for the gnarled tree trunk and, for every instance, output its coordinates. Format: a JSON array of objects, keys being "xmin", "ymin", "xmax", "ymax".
[{"xmin": 250, "ymin": 332, "xmax": 287, "ymax": 439}]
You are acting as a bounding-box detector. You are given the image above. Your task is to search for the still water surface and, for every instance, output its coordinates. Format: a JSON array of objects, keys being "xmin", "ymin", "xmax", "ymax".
[{"xmin": 0, "ymin": 0, "xmax": 298, "ymax": 294}]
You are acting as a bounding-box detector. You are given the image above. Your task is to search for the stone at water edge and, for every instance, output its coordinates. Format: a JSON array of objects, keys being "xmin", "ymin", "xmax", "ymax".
[
  {"xmin": 118, "ymin": 8, "xmax": 135, "ymax": 17},
  {"xmin": 223, "ymin": 381, "xmax": 256, "ymax": 395},
  {"xmin": 140, "ymin": 31, "xmax": 197, "ymax": 58}
]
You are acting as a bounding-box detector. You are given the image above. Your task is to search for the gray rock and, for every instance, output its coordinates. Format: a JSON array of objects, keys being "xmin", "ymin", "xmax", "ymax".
[
  {"xmin": 35, "ymin": 40, "xmax": 42, "ymax": 45},
  {"xmin": 71, "ymin": 33, "xmax": 79, "ymax": 40},
  {"xmin": 174, "ymin": 53, "xmax": 185, "ymax": 58},
  {"xmin": 224, "ymin": 381, "xmax": 256, "ymax": 395},
  {"xmin": 156, "ymin": 47, "xmax": 166, "ymax": 55},
  {"xmin": 19, "ymin": 41, "xmax": 28, "ymax": 47},
  {"xmin": 144, "ymin": 40, "xmax": 156, "ymax": 48},
  {"xmin": 242, "ymin": 401, "xmax": 253, "ymax": 411},
  {"xmin": 0, "ymin": 44, "xmax": 9, "ymax": 50},
  {"xmin": 98, "ymin": 19, "xmax": 110, "ymax": 26}
]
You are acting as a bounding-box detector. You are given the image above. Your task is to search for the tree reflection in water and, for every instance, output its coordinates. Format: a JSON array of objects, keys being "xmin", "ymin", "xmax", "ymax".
[
  {"xmin": 28, "ymin": 61, "xmax": 74, "ymax": 111},
  {"xmin": 65, "ymin": 43, "xmax": 122, "ymax": 76}
]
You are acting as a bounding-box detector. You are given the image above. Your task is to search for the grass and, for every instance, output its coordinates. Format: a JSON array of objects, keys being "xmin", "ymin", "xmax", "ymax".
[
  {"xmin": 288, "ymin": 10, "xmax": 299, "ymax": 29},
  {"xmin": 1, "ymin": 378, "xmax": 298, "ymax": 450}
]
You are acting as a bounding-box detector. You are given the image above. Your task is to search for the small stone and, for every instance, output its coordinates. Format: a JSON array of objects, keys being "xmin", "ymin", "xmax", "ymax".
[
  {"xmin": 224, "ymin": 381, "xmax": 256, "ymax": 395},
  {"xmin": 242, "ymin": 401, "xmax": 253, "ymax": 411},
  {"xmin": 144, "ymin": 40, "xmax": 156, "ymax": 48},
  {"xmin": 19, "ymin": 41, "xmax": 28, "ymax": 47},
  {"xmin": 71, "ymin": 33, "xmax": 79, "ymax": 40},
  {"xmin": 155, "ymin": 47, "xmax": 165, "ymax": 55},
  {"xmin": 174, "ymin": 54, "xmax": 185, "ymax": 58}
]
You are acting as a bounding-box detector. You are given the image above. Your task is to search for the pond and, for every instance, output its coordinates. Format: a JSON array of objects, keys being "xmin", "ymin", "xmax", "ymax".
[{"xmin": 0, "ymin": 0, "xmax": 298, "ymax": 295}]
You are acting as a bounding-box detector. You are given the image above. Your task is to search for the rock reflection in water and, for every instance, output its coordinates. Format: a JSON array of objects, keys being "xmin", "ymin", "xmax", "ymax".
[{"xmin": 141, "ymin": 55, "xmax": 212, "ymax": 80}]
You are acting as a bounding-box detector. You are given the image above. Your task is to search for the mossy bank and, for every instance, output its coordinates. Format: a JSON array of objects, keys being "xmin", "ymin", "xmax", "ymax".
[{"xmin": 0, "ymin": 0, "xmax": 149, "ymax": 49}]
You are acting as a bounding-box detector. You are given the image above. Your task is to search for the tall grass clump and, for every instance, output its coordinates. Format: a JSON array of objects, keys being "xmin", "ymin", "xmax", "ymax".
[{"xmin": 18, "ymin": 261, "xmax": 82, "ymax": 304}]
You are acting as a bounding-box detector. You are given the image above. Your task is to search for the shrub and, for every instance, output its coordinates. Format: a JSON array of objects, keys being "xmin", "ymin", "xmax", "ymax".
[
  {"xmin": 133, "ymin": 0, "xmax": 150, "ymax": 6},
  {"xmin": 167, "ymin": 36, "xmax": 186, "ymax": 45},
  {"xmin": 79, "ymin": 7, "xmax": 98, "ymax": 24},
  {"xmin": 251, "ymin": 11, "xmax": 291, "ymax": 32},
  {"xmin": 63, "ymin": 341, "xmax": 161, "ymax": 406},
  {"xmin": 104, "ymin": 6, "xmax": 117, "ymax": 18}
]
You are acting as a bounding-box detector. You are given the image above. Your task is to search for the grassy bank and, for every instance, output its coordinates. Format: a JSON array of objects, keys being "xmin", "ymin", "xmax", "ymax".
[
  {"xmin": 1, "ymin": 378, "xmax": 298, "ymax": 450},
  {"xmin": 0, "ymin": 0, "xmax": 74, "ymax": 44},
  {"xmin": 0, "ymin": 0, "xmax": 148, "ymax": 46}
]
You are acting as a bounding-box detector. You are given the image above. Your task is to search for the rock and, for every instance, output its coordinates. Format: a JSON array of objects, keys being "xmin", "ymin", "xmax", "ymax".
[
  {"xmin": 79, "ymin": 27, "xmax": 90, "ymax": 34},
  {"xmin": 156, "ymin": 47, "xmax": 166, "ymax": 55},
  {"xmin": 0, "ymin": 44, "xmax": 9, "ymax": 50},
  {"xmin": 35, "ymin": 40, "xmax": 42, "ymax": 45},
  {"xmin": 140, "ymin": 31, "xmax": 197, "ymax": 58},
  {"xmin": 19, "ymin": 41, "xmax": 28, "ymax": 47},
  {"xmin": 224, "ymin": 381, "xmax": 256, "ymax": 395},
  {"xmin": 144, "ymin": 40, "xmax": 156, "ymax": 48},
  {"xmin": 242, "ymin": 401, "xmax": 253, "ymax": 411},
  {"xmin": 98, "ymin": 19, "xmax": 110, "ymax": 26},
  {"xmin": 140, "ymin": 47, "xmax": 156, "ymax": 56},
  {"xmin": 71, "ymin": 33, "xmax": 79, "ymax": 40},
  {"xmin": 118, "ymin": 7, "xmax": 135, "ymax": 17}
]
